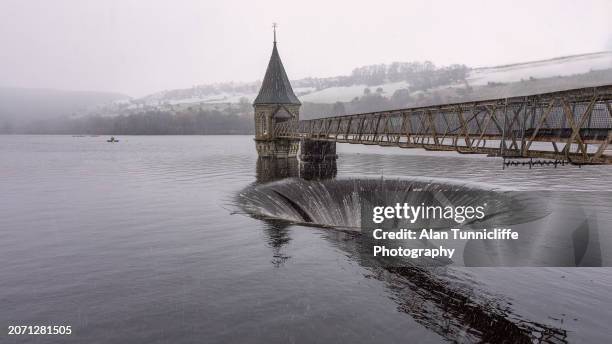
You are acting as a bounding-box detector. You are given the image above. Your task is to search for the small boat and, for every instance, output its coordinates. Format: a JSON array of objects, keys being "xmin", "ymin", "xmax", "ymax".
[{"xmin": 107, "ymin": 136, "xmax": 119, "ymax": 143}]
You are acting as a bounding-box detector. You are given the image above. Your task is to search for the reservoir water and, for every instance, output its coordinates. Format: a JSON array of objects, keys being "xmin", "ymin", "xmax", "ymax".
[{"xmin": 1, "ymin": 135, "xmax": 611, "ymax": 343}]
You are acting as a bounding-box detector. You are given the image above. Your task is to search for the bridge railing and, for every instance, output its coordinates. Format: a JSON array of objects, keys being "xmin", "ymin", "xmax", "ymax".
[{"xmin": 275, "ymin": 85, "xmax": 612, "ymax": 164}]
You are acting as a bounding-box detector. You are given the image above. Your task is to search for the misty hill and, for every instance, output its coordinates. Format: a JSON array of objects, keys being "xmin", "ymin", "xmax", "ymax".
[
  {"xmin": 0, "ymin": 87, "xmax": 129, "ymax": 126},
  {"xmin": 139, "ymin": 61, "xmax": 469, "ymax": 106},
  {"xmin": 138, "ymin": 51, "xmax": 612, "ymax": 106}
]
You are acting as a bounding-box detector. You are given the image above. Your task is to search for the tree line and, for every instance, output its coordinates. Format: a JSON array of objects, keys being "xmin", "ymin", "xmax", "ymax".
[{"xmin": 7, "ymin": 108, "xmax": 254, "ymax": 135}]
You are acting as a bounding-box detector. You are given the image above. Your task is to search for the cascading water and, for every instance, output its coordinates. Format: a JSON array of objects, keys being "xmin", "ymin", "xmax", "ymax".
[{"xmin": 236, "ymin": 177, "xmax": 548, "ymax": 231}]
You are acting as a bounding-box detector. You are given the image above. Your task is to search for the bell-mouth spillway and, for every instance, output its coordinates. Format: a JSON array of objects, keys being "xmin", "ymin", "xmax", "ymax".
[{"xmin": 235, "ymin": 176, "xmax": 547, "ymax": 231}]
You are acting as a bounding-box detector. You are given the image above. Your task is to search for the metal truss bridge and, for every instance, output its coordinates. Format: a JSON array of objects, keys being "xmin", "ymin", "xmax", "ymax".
[{"xmin": 275, "ymin": 85, "xmax": 612, "ymax": 165}]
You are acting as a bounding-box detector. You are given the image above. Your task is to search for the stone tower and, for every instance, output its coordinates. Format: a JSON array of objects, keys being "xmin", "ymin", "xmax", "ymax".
[{"xmin": 253, "ymin": 32, "xmax": 301, "ymax": 158}]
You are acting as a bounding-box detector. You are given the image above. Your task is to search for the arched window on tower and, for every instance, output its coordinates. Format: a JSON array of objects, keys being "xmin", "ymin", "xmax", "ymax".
[{"xmin": 273, "ymin": 107, "xmax": 293, "ymax": 123}]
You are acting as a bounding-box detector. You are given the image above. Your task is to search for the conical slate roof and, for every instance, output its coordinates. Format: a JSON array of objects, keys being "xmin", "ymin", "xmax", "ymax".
[{"xmin": 254, "ymin": 43, "xmax": 301, "ymax": 105}]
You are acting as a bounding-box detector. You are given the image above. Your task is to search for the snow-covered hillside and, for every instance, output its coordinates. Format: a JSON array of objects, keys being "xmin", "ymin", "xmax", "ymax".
[
  {"xmin": 468, "ymin": 52, "xmax": 612, "ymax": 86},
  {"xmin": 300, "ymin": 81, "xmax": 410, "ymax": 103},
  {"xmin": 300, "ymin": 52, "xmax": 612, "ymax": 103}
]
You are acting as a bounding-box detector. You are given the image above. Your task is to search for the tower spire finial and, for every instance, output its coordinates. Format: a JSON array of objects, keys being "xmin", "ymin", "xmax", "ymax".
[{"xmin": 272, "ymin": 22, "xmax": 277, "ymax": 44}]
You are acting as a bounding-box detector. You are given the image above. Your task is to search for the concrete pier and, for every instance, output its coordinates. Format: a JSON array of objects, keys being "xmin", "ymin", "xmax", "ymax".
[
  {"xmin": 300, "ymin": 159, "xmax": 337, "ymax": 180},
  {"xmin": 300, "ymin": 139, "xmax": 337, "ymax": 162}
]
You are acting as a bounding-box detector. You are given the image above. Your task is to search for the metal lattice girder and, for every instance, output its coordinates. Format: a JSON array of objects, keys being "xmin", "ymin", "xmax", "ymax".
[{"xmin": 273, "ymin": 85, "xmax": 612, "ymax": 164}]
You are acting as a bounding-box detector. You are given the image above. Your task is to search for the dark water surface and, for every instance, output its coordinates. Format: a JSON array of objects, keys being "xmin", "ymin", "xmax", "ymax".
[{"xmin": 1, "ymin": 135, "xmax": 612, "ymax": 343}]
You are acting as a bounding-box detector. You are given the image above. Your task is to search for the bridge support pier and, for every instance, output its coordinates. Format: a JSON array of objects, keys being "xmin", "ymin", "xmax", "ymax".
[
  {"xmin": 300, "ymin": 139, "xmax": 337, "ymax": 162},
  {"xmin": 300, "ymin": 159, "xmax": 337, "ymax": 180}
]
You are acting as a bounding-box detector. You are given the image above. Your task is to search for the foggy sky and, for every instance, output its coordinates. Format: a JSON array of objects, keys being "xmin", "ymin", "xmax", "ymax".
[{"xmin": 1, "ymin": 0, "xmax": 611, "ymax": 97}]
